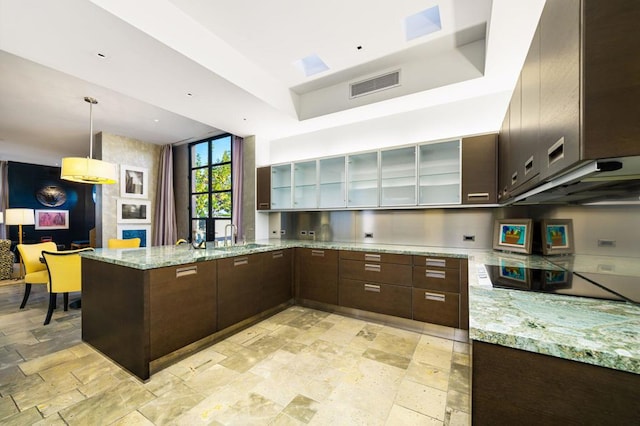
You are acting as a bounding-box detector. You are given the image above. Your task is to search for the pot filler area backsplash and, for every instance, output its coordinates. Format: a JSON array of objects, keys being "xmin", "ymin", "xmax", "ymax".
[{"xmin": 268, "ymin": 205, "xmax": 639, "ymax": 257}]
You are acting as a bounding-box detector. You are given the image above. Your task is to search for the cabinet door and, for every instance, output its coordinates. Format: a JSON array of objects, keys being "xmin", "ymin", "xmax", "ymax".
[
  {"xmin": 256, "ymin": 166, "xmax": 271, "ymax": 210},
  {"xmin": 539, "ymin": 0, "xmax": 580, "ymax": 180},
  {"xmin": 381, "ymin": 146, "xmax": 417, "ymax": 206},
  {"xmin": 293, "ymin": 160, "xmax": 317, "ymax": 209},
  {"xmin": 149, "ymin": 261, "xmax": 217, "ymax": 360},
  {"xmin": 461, "ymin": 135, "xmax": 497, "ymax": 204},
  {"xmin": 412, "ymin": 288, "xmax": 459, "ymax": 328},
  {"xmin": 519, "ymin": 26, "xmax": 541, "ymax": 190},
  {"xmin": 296, "ymin": 248, "xmax": 338, "ymax": 304},
  {"xmin": 508, "ymin": 76, "xmax": 522, "ymax": 191},
  {"xmin": 271, "ymin": 164, "xmax": 292, "ymax": 209},
  {"xmin": 347, "ymin": 152, "xmax": 379, "ymax": 207},
  {"xmin": 319, "ymin": 156, "xmax": 346, "ymax": 208},
  {"xmin": 498, "ymin": 108, "xmax": 511, "ymax": 202},
  {"xmin": 261, "ymin": 249, "xmax": 293, "ymax": 311},
  {"xmin": 418, "ymin": 140, "xmax": 460, "ymax": 205},
  {"xmin": 217, "ymin": 254, "xmax": 263, "ymax": 330}
]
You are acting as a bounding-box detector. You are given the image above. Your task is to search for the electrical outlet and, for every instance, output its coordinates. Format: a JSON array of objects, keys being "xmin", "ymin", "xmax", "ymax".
[
  {"xmin": 280, "ymin": 230, "xmax": 286, "ymax": 235},
  {"xmin": 364, "ymin": 232, "xmax": 373, "ymax": 238},
  {"xmin": 597, "ymin": 239, "xmax": 616, "ymax": 248},
  {"xmin": 300, "ymin": 230, "xmax": 307, "ymax": 236},
  {"xmin": 272, "ymin": 230, "xmax": 277, "ymax": 234},
  {"xmin": 463, "ymin": 235, "xmax": 475, "ymax": 242},
  {"xmin": 308, "ymin": 231, "xmax": 315, "ymax": 236}
]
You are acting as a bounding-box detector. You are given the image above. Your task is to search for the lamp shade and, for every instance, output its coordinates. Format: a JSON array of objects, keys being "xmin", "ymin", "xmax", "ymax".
[
  {"xmin": 61, "ymin": 157, "xmax": 117, "ymax": 184},
  {"xmin": 5, "ymin": 208, "xmax": 35, "ymax": 225}
]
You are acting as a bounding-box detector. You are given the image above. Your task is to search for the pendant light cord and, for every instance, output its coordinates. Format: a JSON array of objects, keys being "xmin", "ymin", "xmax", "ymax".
[{"xmin": 85, "ymin": 96, "xmax": 98, "ymax": 160}]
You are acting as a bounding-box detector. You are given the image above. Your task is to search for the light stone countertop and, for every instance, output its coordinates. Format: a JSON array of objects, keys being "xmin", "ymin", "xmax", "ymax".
[{"xmin": 80, "ymin": 239, "xmax": 640, "ymax": 374}]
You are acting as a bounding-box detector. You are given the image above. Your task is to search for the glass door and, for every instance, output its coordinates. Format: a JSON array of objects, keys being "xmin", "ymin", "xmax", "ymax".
[
  {"xmin": 418, "ymin": 140, "xmax": 461, "ymax": 205},
  {"xmin": 380, "ymin": 146, "xmax": 416, "ymax": 206},
  {"xmin": 319, "ymin": 156, "xmax": 346, "ymax": 208},
  {"xmin": 271, "ymin": 164, "xmax": 292, "ymax": 209},
  {"xmin": 293, "ymin": 160, "xmax": 317, "ymax": 209},
  {"xmin": 347, "ymin": 152, "xmax": 379, "ymax": 207}
]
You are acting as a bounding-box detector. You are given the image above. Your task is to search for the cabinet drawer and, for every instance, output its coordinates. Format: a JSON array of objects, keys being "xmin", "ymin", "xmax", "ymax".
[
  {"xmin": 340, "ymin": 258, "xmax": 412, "ymax": 287},
  {"xmin": 413, "ymin": 255, "xmax": 461, "ymax": 270},
  {"xmin": 413, "ymin": 266, "xmax": 460, "ymax": 292},
  {"xmin": 412, "ymin": 289, "xmax": 459, "ymax": 328},
  {"xmin": 296, "ymin": 248, "xmax": 338, "ymax": 305},
  {"xmin": 339, "ymin": 278, "xmax": 411, "ymax": 319},
  {"xmin": 339, "ymin": 250, "xmax": 412, "ymax": 265}
]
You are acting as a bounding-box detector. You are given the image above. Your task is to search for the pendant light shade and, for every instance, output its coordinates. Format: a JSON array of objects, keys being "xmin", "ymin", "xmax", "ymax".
[{"xmin": 61, "ymin": 97, "xmax": 117, "ymax": 184}]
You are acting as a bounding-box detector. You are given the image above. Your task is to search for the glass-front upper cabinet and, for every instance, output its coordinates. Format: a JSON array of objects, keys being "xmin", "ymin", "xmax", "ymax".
[
  {"xmin": 318, "ymin": 156, "xmax": 346, "ymax": 208},
  {"xmin": 380, "ymin": 146, "xmax": 416, "ymax": 206},
  {"xmin": 271, "ymin": 164, "xmax": 292, "ymax": 209},
  {"xmin": 293, "ymin": 160, "xmax": 317, "ymax": 209},
  {"xmin": 418, "ymin": 140, "xmax": 461, "ymax": 205},
  {"xmin": 347, "ymin": 151, "xmax": 379, "ymax": 207}
]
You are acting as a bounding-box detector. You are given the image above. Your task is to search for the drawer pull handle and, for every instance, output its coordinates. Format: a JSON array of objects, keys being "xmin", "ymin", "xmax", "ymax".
[
  {"xmin": 364, "ymin": 284, "xmax": 381, "ymax": 293},
  {"xmin": 511, "ymin": 171, "xmax": 518, "ymax": 185},
  {"xmin": 311, "ymin": 250, "xmax": 325, "ymax": 257},
  {"xmin": 467, "ymin": 192, "xmax": 489, "ymax": 201},
  {"xmin": 272, "ymin": 251, "xmax": 283, "ymax": 259},
  {"xmin": 548, "ymin": 137, "xmax": 564, "ymax": 166},
  {"xmin": 176, "ymin": 265, "xmax": 197, "ymax": 277},
  {"xmin": 259, "ymin": 202, "xmax": 270, "ymax": 208},
  {"xmin": 425, "ymin": 292, "xmax": 445, "ymax": 302},
  {"xmin": 234, "ymin": 257, "xmax": 249, "ymax": 266},
  {"xmin": 524, "ymin": 156, "xmax": 534, "ymax": 175},
  {"xmin": 426, "ymin": 269, "xmax": 446, "ymax": 279},
  {"xmin": 365, "ymin": 264, "xmax": 381, "ymax": 272},
  {"xmin": 364, "ymin": 253, "xmax": 381, "ymax": 261},
  {"xmin": 425, "ymin": 258, "xmax": 446, "ymax": 268}
]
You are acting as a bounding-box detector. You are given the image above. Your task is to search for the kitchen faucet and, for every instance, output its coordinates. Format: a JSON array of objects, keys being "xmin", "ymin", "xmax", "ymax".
[{"xmin": 224, "ymin": 223, "xmax": 237, "ymax": 246}]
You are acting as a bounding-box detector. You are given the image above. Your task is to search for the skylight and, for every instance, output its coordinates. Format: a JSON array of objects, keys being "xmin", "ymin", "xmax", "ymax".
[
  {"xmin": 405, "ymin": 5, "xmax": 442, "ymax": 41},
  {"xmin": 293, "ymin": 54, "xmax": 329, "ymax": 77}
]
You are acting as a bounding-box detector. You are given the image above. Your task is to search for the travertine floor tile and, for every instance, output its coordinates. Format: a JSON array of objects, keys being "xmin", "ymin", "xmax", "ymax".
[
  {"xmin": 405, "ymin": 360, "xmax": 450, "ymax": 391},
  {"xmin": 386, "ymin": 404, "xmax": 443, "ymax": 425},
  {"xmin": 395, "ymin": 380, "xmax": 448, "ymax": 421}
]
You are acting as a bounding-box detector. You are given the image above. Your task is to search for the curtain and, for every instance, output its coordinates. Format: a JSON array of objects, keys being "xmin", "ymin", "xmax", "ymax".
[
  {"xmin": 231, "ymin": 136, "xmax": 244, "ymax": 241},
  {"xmin": 152, "ymin": 145, "xmax": 177, "ymax": 246},
  {"xmin": 0, "ymin": 161, "xmax": 8, "ymax": 239}
]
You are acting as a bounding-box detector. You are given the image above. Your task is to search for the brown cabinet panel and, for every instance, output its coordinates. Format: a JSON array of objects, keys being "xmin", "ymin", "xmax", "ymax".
[
  {"xmin": 412, "ymin": 289, "xmax": 459, "ymax": 328},
  {"xmin": 461, "ymin": 134, "xmax": 498, "ymax": 204},
  {"xmin": 256, "ymin": 166, "xmax": 271, "ymax": 210},
  {"xmin": 339, "ymin": 250, "xmax": 412, "ymax": 265},
  {"xmin": 519, "ymin": 26, "xmax": 541, "ymax": 190},
  {"xmin": 508, "ymin": 76, "xmax": 523, "ymax": 191},
  {"xmin": 296, "ymin": 248, "xmax": 338, "ymax": 305},
  {"xmin": 339, "ymin": 278, "xmax": 411, "ymax": 319},
  {"xmin": 261, "ymin": 249, "xmax": 293, "ymax": 311},
  {"xmin": 498, "ymin": 108, "xmax": 511, "ymax": 202},
  {"xmin": 412, "ymin": 256, "xmax": 461, "ymax": 270},
  {"xmin": 217, "ymin": 254, "xmax": 263, "ymax": 330},
  {"xmin": 412, "ymin": 266, "xmax": 460, "ymax": 293},
  {"xmin": 339, "ymin": 258, "xmax": 412, "ymax": 287}
]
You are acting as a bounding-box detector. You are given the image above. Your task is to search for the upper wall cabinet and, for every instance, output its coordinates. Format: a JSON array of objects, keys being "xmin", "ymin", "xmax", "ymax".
[
  {"xmin": 319, "ymin": 156, "xmax": 346, "ymax": 208},
  {"xmin": 461, "ymin": 135, "xmax": 498, "ymax": 204},
  {"xmin": 293, "ymin": 160, "xmax": 317, "ymax": 209},
  {"xmin": 270, "ymin": 164, "xmax": 292, "ymax": 209},
  {"xmin": 380, "ymin": 146, "xmax": 417, "ymax": 206},
  {"xmin": 419, "ymin": 140, "xmax": 460, "ymax": 205},
  {"xmin": 347, "ymin": 151, "xmax": 378, "ymax": 208}
]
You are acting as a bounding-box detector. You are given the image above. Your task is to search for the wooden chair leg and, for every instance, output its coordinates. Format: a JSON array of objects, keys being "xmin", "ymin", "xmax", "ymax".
[
  {"xmin": 19, "ymin": 283, "xmax": 32, "ymax": 309},
  {"xmin": 63, "ymin": 293, "xmax": 69, "ymax": 311},
  {"xmin": 44, "ymin": 293, "xmax": 57, "ymax": 325}
]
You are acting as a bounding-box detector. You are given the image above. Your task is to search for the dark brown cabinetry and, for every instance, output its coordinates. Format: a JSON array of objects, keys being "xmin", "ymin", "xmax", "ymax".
[
  {"xmin": 461, "ymin": 134, "xmax": 498, "ymax": 204},
  {"xmin": 296, "ymin": 248, "xmax": 339, "ymax": 304},
  {"xmin": 256, "ymin": 166, "xmax": 271, "ymax": 210},
  {"xmin": 217, "ymin": 253, "xmax": 264, "ymax": 330},
  {"xmin": 338, "ymin": 250, "xmax": 412, "ymax": 319},
  {"xmin": 260, "ymin": 248, "xmax": 293, "ymax": 312}
]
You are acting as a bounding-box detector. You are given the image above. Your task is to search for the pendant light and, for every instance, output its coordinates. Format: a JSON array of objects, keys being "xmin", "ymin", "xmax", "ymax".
[{"xmin": 61, "ymin": 97, "xmax": 117, "ymax": 184}]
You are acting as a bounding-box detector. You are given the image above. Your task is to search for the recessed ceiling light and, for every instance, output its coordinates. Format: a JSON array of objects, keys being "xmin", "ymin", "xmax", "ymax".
[
  {"xmin": 97, "ymin": 52, "xmax": 106, "ymax": 58},
  {"xmin": 153, "ymin": 119, "xmax": 159, "ymax": 122},
  {"xmin": 187, "ymin": 93, "xmax": 193, "ymax": 97},
  {"xmin": 356, "ymin": 45, "xmax": 363, "ymax": 50},
  {"xmin": 405, "ymin": 5, "xmax": 442, "ymax": 41},
  {"xmin": 293, "ymin": 54, "xmax": 329, "ymax": 77}
]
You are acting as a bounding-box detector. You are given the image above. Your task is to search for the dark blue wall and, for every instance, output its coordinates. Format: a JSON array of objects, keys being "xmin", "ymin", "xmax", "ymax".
[{"xmin": 7, "ymin": 161, "xmax": 95, "ymax": 247}]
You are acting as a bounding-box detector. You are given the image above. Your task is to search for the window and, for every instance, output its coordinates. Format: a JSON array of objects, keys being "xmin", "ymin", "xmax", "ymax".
[{"xmin": 189, "ymin": 134, "xmax": 232, "ymax": 243}]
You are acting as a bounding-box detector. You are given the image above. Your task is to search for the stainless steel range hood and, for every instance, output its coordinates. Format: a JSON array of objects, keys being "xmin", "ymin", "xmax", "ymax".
[{"xmin": 507, "ymin": 156, "xmax": 640, "ymax": 205}]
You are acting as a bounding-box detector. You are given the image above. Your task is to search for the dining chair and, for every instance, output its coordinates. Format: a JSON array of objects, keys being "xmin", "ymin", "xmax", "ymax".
[
  {"xmin": 41, "ymin": 248, "xmax": 94, "ymax": 325},
  {"xmin": 107, "ymin": 238, "xmax": 141, "ymax": 249},
  {"xmin": 16, "ymin": 242, "xmax": 58, "ymax": 309}
]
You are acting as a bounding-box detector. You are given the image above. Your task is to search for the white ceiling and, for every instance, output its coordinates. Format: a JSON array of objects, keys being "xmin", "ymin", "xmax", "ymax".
[{"xmin": 0, "ymin": 0, "xmax": 545, "ymax": 167}]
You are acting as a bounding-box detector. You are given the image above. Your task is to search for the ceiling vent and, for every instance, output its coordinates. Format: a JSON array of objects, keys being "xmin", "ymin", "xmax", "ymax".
[{"xmin": 350, "ymin": 70, "xmax": 400, "ymax": 98}]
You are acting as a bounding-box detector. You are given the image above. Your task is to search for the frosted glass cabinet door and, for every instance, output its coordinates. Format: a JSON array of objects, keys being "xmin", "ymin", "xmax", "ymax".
[
  {"xmin": 293, "ymin": 160, "xmax": 317, "ymax": 209},
  {"xmin": 380, "ymin": 146, "xmax": 417, "ymax": 206},
  {"xmin": 319, "ymin": 156, "xmax": 346, "ymax": 208},
  {"xmin": 271, "ymin": 164, "xmax": 292, "ymax": 209},
  {"xmin": 347, "ymin": 152, "xmax": 379, "ymax": 207},
  {"xmin": 418, "ymin": 140, "xmax": 461, "ymax": 205}
]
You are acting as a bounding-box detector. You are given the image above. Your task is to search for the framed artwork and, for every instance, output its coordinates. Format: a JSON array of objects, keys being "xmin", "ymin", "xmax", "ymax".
[
  {"xmin": 117, "ymin": 199, "xmax": 151, "ymax": 224},
  {"xmin": 493, "ymin": 218, "xmax": 533, "ymax": 254},
  {"xmin": 116, "ymin": 224, "xmax": 151, "ymax": 248},
  {"xmin": 540, "ymin": 219, "xmax": 574, "ymax": 255},
  {"xmin": 120, "ymin": 165, "xmax": 148, "ymax": 199},
  {"xmin": 34, "ymin": 209, "xmax": 69, "ymax": 230}
]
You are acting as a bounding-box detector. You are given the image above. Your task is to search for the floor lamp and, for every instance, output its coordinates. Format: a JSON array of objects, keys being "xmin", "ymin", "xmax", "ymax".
[{"xmin": 5, "ymin": 208, "xmax": 35, "ymax": 278}]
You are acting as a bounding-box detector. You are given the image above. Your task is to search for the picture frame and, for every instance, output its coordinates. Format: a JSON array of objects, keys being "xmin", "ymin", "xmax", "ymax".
[
  {"xmin": 540, "ymin": 219, "xmax": 574, "ymax": 255},
  {"xmin": 34, "ymin": 209, "xmax": 69, "ymax": 230},
  {"xmin": 117, "ymin": 199, "xmax": 151, "ymax": 224},
  {"xmin": 116, "ymin": 224, "xmax": 151, "ymax": 248},
  {"xmin": 120, "ymin": 165, "xmax": 148, "ymax": 199},
  {"xmin": 493, "ymin": 218, "xmax": 533, "ymax": 254}
]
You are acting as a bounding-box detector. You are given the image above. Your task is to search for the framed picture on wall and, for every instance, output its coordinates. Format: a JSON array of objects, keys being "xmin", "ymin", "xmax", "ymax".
[
  {"xmin": 116, "ymin": 224, "xmax": 151, "ymax": 247},
  {"xmin": 540, "ymin": 219, "xmax": 574, "ymax": 255},
  {"xmin": 35, "ymin": 209, "xmax": 69, "ymax": 230},
  {"xmin": 120, "ymin": 165, "xmax": 148, "ymax": 199},
  {"xmin": 492, "ymin": 218, "xmax": 533, "ymax": 254},
  {"xmin": 117, "ymin": 199, "xmax": 151, "ymax": 224}
]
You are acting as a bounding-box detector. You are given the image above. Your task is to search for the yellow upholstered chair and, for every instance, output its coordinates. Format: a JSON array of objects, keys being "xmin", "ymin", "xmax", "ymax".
[
  {"xmin": 16, "ymin": 242, "xmax": 57, "ymax": 309},
  {"xmin": 41, "ymin": 248, "xmax": 94, "ymax": 325},
  {"xmin": 107, "ymin": 238, "xmax": 141, "ymax": 249}
]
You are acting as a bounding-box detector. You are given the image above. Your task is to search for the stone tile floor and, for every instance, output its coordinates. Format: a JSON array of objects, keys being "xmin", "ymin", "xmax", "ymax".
[{"xmin": 0, "ymin": 283, "xmax": 470, "ymax": 425}]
